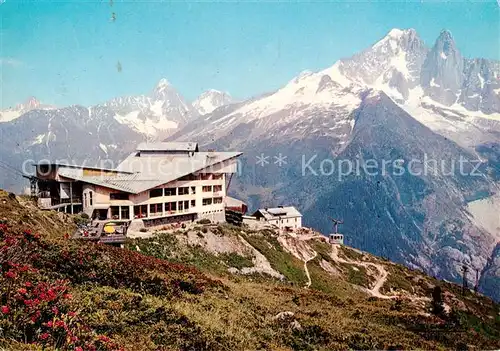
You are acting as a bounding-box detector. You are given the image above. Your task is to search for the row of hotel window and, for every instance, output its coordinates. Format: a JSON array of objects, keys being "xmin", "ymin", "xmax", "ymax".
[
  {"xmin": 108, "ymin": 185, "xmax": 223, "ymax": 201},
  {"xmin": 109, "ymin": 197, "xmax": 224, "ymax": 219},
  {"xmin": 149, "ymin": 185, "xmax": 223, "ymax": 198},
  {"xmin": 178, "ymin": 173, "xmax": 224, "ymax": 181}
]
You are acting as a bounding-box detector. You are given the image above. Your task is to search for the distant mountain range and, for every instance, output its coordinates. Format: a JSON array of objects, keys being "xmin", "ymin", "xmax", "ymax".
[
  {"xmin": 170, "ymin": 28, "xmax": 500, "ymax": 301},
  {"xmin": 1, "ymin": 28, "xmax": 499, "ymax": 300},
  {"xmin": 0, "ymin": 80, "xmax": 231, "ymax": 189},
  {"xmin": 0, "ymin": 97, "xmax": 55, "ymax": 123},
  {"xmin": 0, "ymin": 79, "xmax": 231, "ymax": 139}
]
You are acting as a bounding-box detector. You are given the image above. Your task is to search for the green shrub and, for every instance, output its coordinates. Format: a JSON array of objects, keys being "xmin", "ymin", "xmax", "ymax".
[
  {"xmin": 339, "ymin": 246, "xmax": 365, "ymax": 261},
  {"xmin": 0, "ymin": 226, "xmax": 122, "ymax": 350},
  {"xmin": 221, "ymin": 253, "xmax": 254, "ymax": 269},
  {"xmin": 73, "ymin": 214, "xmax": 89, "ymax": 226},
  {"xmin": 242, "ymin": 234, "xmax": 307, "ymax": 285}
]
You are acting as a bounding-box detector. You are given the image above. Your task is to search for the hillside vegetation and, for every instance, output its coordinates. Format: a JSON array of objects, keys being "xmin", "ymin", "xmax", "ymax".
[{"xmin": 0, "ymin": 190, "xmax": 499, "ymax": 350}]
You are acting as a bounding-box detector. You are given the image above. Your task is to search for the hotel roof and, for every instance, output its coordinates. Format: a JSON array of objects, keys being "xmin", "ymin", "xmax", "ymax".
[
  {"xmin": 58, "ymin": 151, "xmax": 242, "ymax": 194},
  {"xmin": 32, "ymin": 162, "xmax": 132, "ymax": 174},
  {"xmin": 136, "ymin": 142, "xmax": 199, "ymax": 152},
  {"xmin": 253, "ymin": 206, "xmax": 302, "ymax": 220}
]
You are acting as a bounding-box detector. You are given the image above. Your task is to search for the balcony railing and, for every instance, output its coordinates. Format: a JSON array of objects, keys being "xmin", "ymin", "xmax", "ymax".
[
  {"xmin": 59, "ymin": 197, "xmax": 82, "ymax": 204},
  {"xmin": 99, "ymin": 235, "xmax": 127, "ymax": 244},
  {"xmin": 37, "ymin": 196, "xmax": 82, "ymax": 209},
  {"xmin": 37, "ymin": 191, "xmax": 81, "ymax": 202},
  {"xmin": 132, "ymin": 208, "xmax": 195, "ymax": 219},
  {"xmin": 38, "ymin": 191, "xmax": 51, "ymax": 198}
]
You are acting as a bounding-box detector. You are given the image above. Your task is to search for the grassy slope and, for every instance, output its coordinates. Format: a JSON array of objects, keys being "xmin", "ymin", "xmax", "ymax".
[{"xmin": 1, "ymin": 190, "xmax": 499, "ymax": 350}]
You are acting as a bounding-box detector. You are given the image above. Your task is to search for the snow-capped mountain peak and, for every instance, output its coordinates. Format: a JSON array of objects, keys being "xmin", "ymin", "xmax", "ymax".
[
  {"xmin": 387, "ymin": 28, "xmax": 406, "ymax": 37},
  {"xmin": 154, "ymin": 78, "xmax": 171, "ymax": 94},
  {"xmin": 157, "ymin": 77, "xmax": 170, "ymax": 86},
  {"xmin": 0, "ymin": 97, "xmax": 54, "ymax": 123},
  {"xmin": 151, "ymin": 78, "xmax": 179, "ymax": 100},
  {"xmin": 192, "ymin": 89, "xmax": 232, "ymax": 115},
  {"xmin": 182, "ymin": 66, "xmax": 364, "ymax": 150},
  {"xmin": 372, "ymin": 28, "xmax": 420, "ymax": 52},
  {"xmin": 336, "ymin": 28, "xmax": 428, "ymax": 101},
  {"xmin": 103, "ymin": 79, "xmax": 195, "ymax": 138},
  {"xmin": 433, "ymin": 30, "xmax": 459, "ymax": 60},
  {"xmin": 436, "ymin": 30, "xmax": 454, "ymax": 45},
  {"xmin": 16, "ymin": 96, "xmax": 41, "ymax": 111},
  {"xmin": 179, "ymin": 27, "xmax": 499, "ymax": 156}
]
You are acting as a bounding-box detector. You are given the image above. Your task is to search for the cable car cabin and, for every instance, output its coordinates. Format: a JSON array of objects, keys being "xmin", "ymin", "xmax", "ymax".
[
  {"xmin": 73, "ymin": 220, "xmax": 130, "ymax": 246},
  {"xmin": 329, "ymin": 233, "xmax": 344, "ymax": 245}
]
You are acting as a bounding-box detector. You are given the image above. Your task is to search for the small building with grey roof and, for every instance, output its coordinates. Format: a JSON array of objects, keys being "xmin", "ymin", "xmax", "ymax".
[{"xmin": 251, "ymin": 206, "xmax": 302, "ymax": 231}]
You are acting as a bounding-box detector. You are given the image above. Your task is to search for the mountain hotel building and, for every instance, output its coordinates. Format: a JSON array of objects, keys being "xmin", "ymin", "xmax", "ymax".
[{"xmin": 33, "ymin": 142, "xmax": 242, "ymax": 227}]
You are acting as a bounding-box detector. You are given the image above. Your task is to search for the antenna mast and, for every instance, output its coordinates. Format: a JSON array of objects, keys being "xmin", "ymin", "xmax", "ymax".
[{"xmin": 329, "ymin": 217, "xmax": 344, "ymax": 233}]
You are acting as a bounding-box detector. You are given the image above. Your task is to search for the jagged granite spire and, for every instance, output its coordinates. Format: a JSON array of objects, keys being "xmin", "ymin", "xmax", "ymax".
[{"xmin": 420, "ymin": 30, "xmax": 464, "ymax": 105}]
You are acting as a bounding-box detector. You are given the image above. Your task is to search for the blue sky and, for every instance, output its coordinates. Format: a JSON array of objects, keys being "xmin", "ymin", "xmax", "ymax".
[{"xmin": 0, "ymin": 0, "xmax": 499, "ymax": 108}]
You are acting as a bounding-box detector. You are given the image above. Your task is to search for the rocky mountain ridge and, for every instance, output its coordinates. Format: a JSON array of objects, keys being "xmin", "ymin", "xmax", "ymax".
[
  {"xmin": 167, "ymin": 28, "xmax": 500, "ymax": 301},
  {"xmin": 0, "ymin": 81, "xmax": 234, "ymax": 190},
  {"xmin": 0, "ymin": 96, "xmax": 55, "ymax": 123},
  {"xmin": 1, "ymin": 80, "xmax": 233, "ymax": 139}
]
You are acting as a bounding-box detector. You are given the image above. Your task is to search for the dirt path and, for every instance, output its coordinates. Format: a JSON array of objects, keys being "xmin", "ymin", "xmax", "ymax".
[
  {"xmin": 279, "ymin": 233, "xmax": 425, "ymax": 300},
  {"xmin": 297, "ymin": 233, "xmax": 327, "ymax": 242},
  {"xmin": 330, "ymin": 244, "xmax": 398, "ymax": 299},
  {"xmin": 290, "ymin": 234, "xmax": 435, "ymax": 304},
  {"xmin": 277, "ymin": 234, "xmax": 319, "ymax": 288},
  {"xmin": 284, "ymin": 233, "xmax": 395, "ymax": 297},
  {"xmin": 329, "ymin": 244, "xmax": 435, "ymax": 305},
  {"xmin": 304, "ymin": 251, "xmax": 317, "ymax": 288}
]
